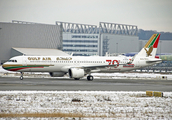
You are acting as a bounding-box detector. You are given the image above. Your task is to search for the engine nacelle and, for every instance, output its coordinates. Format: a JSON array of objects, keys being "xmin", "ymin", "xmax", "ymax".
[
  {"xmin": 49, "ymin": 72, "xmax": 66, "ymax": 77},
  {"xmin": 68, "ymin": 68, "xmax": 84, "ymax": 79}
]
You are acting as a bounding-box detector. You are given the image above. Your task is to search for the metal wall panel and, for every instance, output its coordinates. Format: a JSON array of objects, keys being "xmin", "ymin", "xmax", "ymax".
[
  {"xmin": 100, "ymin": 34, "xmax": 139, "ymax": 56},
  {"xmin": 0, "ymin": 22, "xmax": 62, "ymax": 62}
]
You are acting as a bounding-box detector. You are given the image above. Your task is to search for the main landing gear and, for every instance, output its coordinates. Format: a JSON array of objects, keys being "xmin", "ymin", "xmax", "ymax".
[
  {"xmin": 74, "ymin": 75, "xmax": 94, "ymax": 81},
  {"xmin": 87, "ymin": 75, "xmax": 93, "ymax": 81},
  {"xmin": 20, "ymin": 72, "xmax": 24, "ymax": 80}
]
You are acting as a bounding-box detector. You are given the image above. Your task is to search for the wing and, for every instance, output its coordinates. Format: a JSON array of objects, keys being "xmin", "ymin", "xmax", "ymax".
[
  {"xmin": 61, "ymin": 63, "xmax": 127, "ymax": 73},
  {"xmin": 81, "ymin": 64, "xmax": 121, "ymax": 69}
]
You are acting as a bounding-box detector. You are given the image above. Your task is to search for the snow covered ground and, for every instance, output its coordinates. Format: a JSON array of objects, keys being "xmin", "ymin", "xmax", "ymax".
[{"xmin": 0, "ymin": 91, "xmax": 172, "ymax": 119}]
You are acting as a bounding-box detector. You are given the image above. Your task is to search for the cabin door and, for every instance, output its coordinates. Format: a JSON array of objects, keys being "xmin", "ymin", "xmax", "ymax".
[{"xmin": 22, "ymin": 57, "xmax": 27, "ymax": 66}]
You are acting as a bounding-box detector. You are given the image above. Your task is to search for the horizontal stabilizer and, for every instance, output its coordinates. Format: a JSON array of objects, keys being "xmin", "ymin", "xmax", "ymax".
[{"xmin": 146, "ymin": 59, "xmax": 162, "ymax": 63}]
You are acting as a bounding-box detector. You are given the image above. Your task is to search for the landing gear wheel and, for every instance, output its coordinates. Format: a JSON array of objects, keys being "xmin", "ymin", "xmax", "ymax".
[
  {"xmin": 20, "ymin": 76, "xmax": 23, "ymax": 80},
  {"xmin": 87, "ymin": 75, "xmax": 93, "ymax": 81},
  {"xmin": 74, "ymin": 78, "xmax": 80, "ymax": 80},
  {"xmin": 20, "ymin": 72, "xmax": 24, "ymax": 80}
]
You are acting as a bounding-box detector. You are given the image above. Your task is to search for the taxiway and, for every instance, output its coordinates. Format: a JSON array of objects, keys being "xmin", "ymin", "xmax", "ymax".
[{"xmin": 0, "ymin": 77, "xmax": 172, "ymax": 91}]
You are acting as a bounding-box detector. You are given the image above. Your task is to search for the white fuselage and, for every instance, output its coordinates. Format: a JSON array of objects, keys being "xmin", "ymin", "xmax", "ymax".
[{"xmin": 2, "ymin": 55, "xmax": 161, "ymax": 73}]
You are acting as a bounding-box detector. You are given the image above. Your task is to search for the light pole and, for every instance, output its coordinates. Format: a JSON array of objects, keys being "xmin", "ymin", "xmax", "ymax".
[{"xmin": 116, "ymin": 43, "xmax": 118, "ymax": 55}]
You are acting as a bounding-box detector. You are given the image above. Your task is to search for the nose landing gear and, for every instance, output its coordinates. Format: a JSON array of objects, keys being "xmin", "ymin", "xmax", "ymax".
[{"xmin": 20, "ymin": 72, "xmax": 24, "ymax": 80}]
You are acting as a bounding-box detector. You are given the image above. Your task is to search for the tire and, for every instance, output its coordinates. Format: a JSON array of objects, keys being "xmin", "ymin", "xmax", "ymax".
[
  {"xmin": 74, "ymin": 78, "xmax": 80, "ymax": 80},
  {"xmin": 87, "ymin": 76, "xmax": 90, "ymax": 80},
  {"xmin": 20, "ymin": 76, "xmax": 23, "ymax": 80},
  {"xmin": 87, "ymin": 75, "xmax": 93, "ymax": 81}
]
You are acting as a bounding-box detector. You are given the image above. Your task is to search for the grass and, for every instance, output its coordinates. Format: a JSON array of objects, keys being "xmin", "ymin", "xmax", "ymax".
[
  {"xmin": 0, "ymin": 113, "xmax": 84, "ymax": 118},
  {"xmin": 1, "ymin": 112, "xmax": 171, "ymax": 118}
]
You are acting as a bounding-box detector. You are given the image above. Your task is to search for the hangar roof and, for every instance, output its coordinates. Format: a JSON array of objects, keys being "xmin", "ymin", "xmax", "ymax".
[{"xmin": 12, "ymin": 47, "xmax": 70, "ymax": 56}]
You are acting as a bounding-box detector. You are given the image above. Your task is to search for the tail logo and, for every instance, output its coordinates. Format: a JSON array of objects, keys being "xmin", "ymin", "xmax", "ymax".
[
  {"xmin": 143, "ymin": 33, "xmax": 160, "ymax": 57},
  {"xmin": 144, "ymin": 46, "xmax": 153, "ymax": 56}
]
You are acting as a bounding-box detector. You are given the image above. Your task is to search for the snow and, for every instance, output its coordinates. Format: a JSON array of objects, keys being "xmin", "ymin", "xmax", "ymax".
[
  {"xmin": 92, "ymin": 72, "xmax": 172, "ymax": 80},
  {"xmin": 0, "ymin": 91, "xmax": 172, "ymax": 119}
]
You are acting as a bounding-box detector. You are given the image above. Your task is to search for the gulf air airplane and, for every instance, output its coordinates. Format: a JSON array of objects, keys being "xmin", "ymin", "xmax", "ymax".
[{"xmin": 2, "ymin": 34, "xmax": 162, "ymax": 81}]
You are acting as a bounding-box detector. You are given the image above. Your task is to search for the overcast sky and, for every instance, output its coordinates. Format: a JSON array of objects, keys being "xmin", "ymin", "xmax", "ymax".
[{"xmin": 0, "ymin": 0, "xmax": 172, "ymax": 32}]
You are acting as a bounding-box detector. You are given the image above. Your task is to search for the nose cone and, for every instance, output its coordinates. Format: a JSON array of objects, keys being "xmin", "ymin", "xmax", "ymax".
[
  {"xmin": 2, "ymin": 63, "xmax": 7, "ymax": 70},
  {"xmin": 2, "ymin": 63, "xmax": 5, "ymax": 69}
]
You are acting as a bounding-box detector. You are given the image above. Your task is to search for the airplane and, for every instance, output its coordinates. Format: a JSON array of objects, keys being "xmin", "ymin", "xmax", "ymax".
[{"xmin": 2, "ymin": 34, "xmax": 162, "ymax": 81}]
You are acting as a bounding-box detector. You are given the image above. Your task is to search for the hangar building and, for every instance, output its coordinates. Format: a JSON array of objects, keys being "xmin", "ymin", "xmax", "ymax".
[
  {"xmin": 0, "ymin": 20, "xmax": 63, "ymax": 63},
  {"xmin": 57, "ymin": 21, "xmax": 138, "ymax": 56},
  {"xmin": 99, "ymin": 22, "xmax": 138, "ymax": 56},
  {"xmin": 56, "ymin": 21, "xmax": 99, "ymax": 56}
]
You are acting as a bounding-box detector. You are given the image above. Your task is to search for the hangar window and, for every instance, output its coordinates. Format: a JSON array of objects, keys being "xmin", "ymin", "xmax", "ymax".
[
  {"xmin": 63, "ymin": 44, "xmax": 97, "ymax": 47},
  {"xmin": 63, "ymin": 40, "xmax": 98, "ymax": 43},
  {"xmin": 72, "ymin": 35, "xmax": 98, "ymax": 38}
]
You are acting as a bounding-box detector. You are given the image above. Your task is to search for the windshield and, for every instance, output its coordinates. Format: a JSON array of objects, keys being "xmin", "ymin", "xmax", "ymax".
[{"xmin": 8, "ymin": 60, "xmax": 17, "ymax": 62}]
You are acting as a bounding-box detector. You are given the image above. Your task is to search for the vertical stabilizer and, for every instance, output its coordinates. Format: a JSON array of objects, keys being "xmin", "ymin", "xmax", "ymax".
[{"xmin": 137, "ymin": 34, "xmax": 160, "ymax": 58}]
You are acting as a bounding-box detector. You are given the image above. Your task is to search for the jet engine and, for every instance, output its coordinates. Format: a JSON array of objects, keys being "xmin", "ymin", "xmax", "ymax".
[
  {"xmin": 68, "ymin": 68, "xmax": 85, "ymax": 79},
  {"xmin": 49, "ymin": 72, "xmax": 66, "ymax": 77}
]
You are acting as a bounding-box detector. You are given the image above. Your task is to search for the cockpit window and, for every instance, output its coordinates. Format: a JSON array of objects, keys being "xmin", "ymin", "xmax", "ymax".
[{"xmin": 8, "ymin": 60, "xmax": 17, "ymax": 62}]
